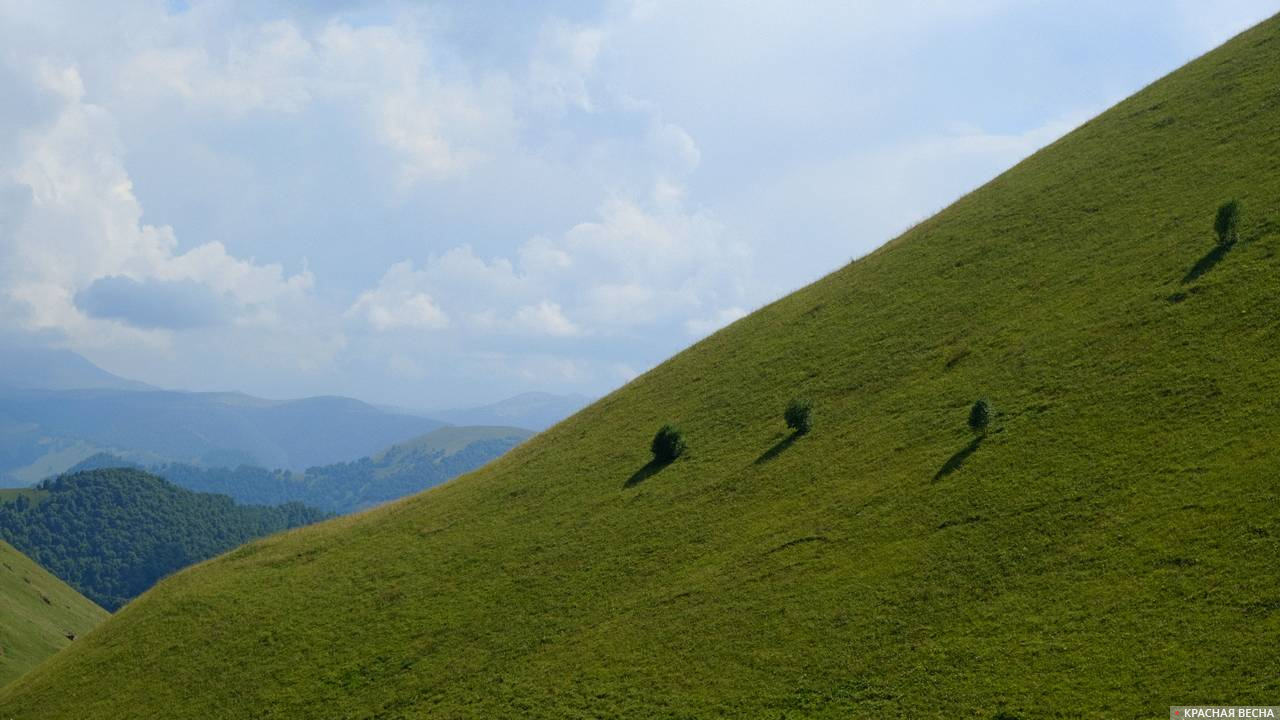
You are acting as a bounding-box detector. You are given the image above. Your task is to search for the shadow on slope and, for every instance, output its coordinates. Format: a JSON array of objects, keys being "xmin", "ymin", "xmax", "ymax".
[
  {"xmin": 754, "ymin": 432, "xmax": 800, "ymax": 465},
  {"xmin": 1182, "ymin": 241, "xmax": 1236, "ymax": 284},
  {"xmin": 625, "ymin": 460, "xmax": 670, "ymax": 488},
  {"xmin": 933, "ymin": 436, "xmax": 984, "ymax": 482}
]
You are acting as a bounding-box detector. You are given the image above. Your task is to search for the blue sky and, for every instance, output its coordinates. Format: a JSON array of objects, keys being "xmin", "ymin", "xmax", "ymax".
[{"xmin": 0, "ymin": 0, "xmax": 1275, "ymax": 407}]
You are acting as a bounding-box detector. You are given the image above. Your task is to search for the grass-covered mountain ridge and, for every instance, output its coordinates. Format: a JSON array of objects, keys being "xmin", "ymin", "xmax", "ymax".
[
  {"xmin": 0, "ymin": 540, "xmax": 107, "ymax": 688},
  {"xmin": 4, "ymin": 15, "xmax": 1280, "ymax": 719}
]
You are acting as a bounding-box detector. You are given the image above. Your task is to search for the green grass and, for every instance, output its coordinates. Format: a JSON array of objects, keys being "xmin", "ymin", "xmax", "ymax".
[
  {"xmin": 0, "ymin": 489, "xmax": 48, "ymax": 506},
  {"xmin": 0, "ymin": 541, "xmax": 108, "ymax": 688},
  {"xmin": 4, "ymin": 15, "xmax": 1280, "ymax": 719},
  {"xmin": 4, "ymin": 438, "xmax": 105, "ymax": 485}
]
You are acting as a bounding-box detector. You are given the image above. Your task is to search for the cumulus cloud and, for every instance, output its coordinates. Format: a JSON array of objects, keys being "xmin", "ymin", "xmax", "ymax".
[
  {"xmin": 528, "ymin": 20, "xmax": 606, "ymax": 113},
  {"xmin": 74, "ymin": 276, "xmax": 235, "ymax": 330},
  {"xmin": 513, "ymin": 301, "xmax": 578, "ymax": 337},
  {"xmin": 0, "ymin": 0, "xmax": 1252, "ymax": 407},
  {"xmin": 346, "ymin": 261, "xmax": 450, "ymax": 332},
  {"xmin": 116, "ymin": 20, "xmax": 316, "ymax": 116},
  {"xmin": 0, "ymin": 62, "xmax": 313, "ymax": 349},
  {"xmin": 114, "ymin": 13, "xmax": 517, "ymax": 185},
  {"xmin": 349, "ymin": 179, "xmax": 751, "ymax": 342}
]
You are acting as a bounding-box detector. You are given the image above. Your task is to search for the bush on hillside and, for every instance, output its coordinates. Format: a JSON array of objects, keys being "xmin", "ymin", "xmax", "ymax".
[
  {"xmin": 650, "ymin": 425, "xmax": 686, "ymax": 464},
  {"xmin": 1215, "ymin": 199, "xmax": 1240, "ymax": 246},
  {"xmin": 784, "ymin": 398, "xmax": 813, "ymax": 435},
  {"xmin": 968, "ymin": 399, "xmax": 992, "ymax": 434}
]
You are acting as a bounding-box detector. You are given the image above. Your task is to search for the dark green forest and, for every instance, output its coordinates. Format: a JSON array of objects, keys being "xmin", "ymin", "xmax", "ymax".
[{"xmin": 0, "ymin": 468, "xmax": 329, "ymax": 611}]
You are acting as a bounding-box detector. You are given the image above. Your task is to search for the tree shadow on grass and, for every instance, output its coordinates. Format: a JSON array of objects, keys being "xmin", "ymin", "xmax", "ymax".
[
  {"xmin": 625, "ymin": 459, "xmax": 669, "ymax": 488},
  {"xmin": 754, "ymin": 432, "xmax": 799, "ymax": 465},
  {"xmin": 932, "ymin": 436, "xmax": 983, "ymax": 483},
  {"xmin": 1182, "ymin": 241, "xmax": 1235, "ymax": 284}
]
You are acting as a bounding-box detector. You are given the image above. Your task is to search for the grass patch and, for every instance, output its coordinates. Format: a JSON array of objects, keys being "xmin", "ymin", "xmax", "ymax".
[{"xmin": 0, "ymin": 541, "xmax": 107, "ymax": 688}]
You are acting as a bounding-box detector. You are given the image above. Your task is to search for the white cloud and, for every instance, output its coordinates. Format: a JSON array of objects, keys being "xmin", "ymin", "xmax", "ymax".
[
  {"xmin": 1, "ymin": 63, "xmax": 313, "ymax": 349},
  {"xmin": 349, "ymin": 179, "xmax": 751, "ymax": 342},
  {"xmin": 528, "ymin": 20, "xmax": 606, "ymax": 113},
  {"xmin": 513, "ymin": 301, "xmax": 579, "ymax": 337},
  {"xmin": 346, "ymin": 261, "xmax": 450, "ymax": 332},
  {"xmin": 648, "ymin": 121, "xmax": 701, "ymax": 176},
  {"xmin": 1, "ymin": 0, "xmax": 1261, "ymax": 407},
  {"xmin": 114, "ymin": 14, "xmax": 517, "ymax": 185},
  {"xmin": 117, "ymin": 20, "xmax": 316, "ymax": 116},
  {"xmin": 684, "ymin": 306, "xmax": 747, "ymax": 337}
]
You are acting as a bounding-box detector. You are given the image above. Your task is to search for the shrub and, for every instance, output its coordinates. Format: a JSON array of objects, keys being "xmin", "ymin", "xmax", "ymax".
[
  {"xmin": 784, "ymin": 398, "xmax": 813, "ymax": 435},
  {"xmin": 968, "ymin": 399, "xmax": 992, "ymax": 434},
  {"xmin": 1214, "ymin": 200, "xmax": 1240, "ymax": 246},
  {"xmin": 650, "ymin": 424, "xmax": 686, "ymax": 464}
]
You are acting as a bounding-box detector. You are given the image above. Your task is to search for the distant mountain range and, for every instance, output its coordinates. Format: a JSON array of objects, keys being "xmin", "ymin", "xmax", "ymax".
[
  {"xmin": 0, "ymin": 346, "xmax": 582, "ymax": 483},
  {"xmin": 73, "ymin": 425, "xmax": 534, "ymax": 515},
  {"xmin": 0, "ymin": 345, "xmax": 153, "ymax": 393},
  {"xmin": 0, "ymin": 387, "xmax": 447, "ymax": 482},
  {"xmin": 408, "ymin": 391, "xmax": 591, "ymax": 431}
]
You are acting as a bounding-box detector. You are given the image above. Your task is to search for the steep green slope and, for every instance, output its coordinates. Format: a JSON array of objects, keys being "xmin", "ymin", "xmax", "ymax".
[
  {"xmin": 5, "ymin": 16, "xmax": 1280, "ymax": 719},
  {"xmin": 0, "ymin": 540, "xmax": 107, "ymax": 688}
]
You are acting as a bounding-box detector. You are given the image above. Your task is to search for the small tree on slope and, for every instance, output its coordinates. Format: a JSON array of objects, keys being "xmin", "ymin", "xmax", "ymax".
[
  {"xmin": 968, "ymin": 399, "xmax": 993, "ymax": 435},
  {"xmin": 784, "ymin": 398, "xmax": 814, "ymax": 435},
  {"xmin": 1215, "ymin": 200, "xmax": 1240, "ymax": 246},
  {"xmin": 651, "ymin": 425, "xmax": 686, "ymax": 465}
]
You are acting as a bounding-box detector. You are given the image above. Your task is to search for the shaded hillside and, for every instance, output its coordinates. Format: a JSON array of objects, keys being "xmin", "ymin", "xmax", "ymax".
[
  {"xmin": 0, "ymin": 345, "xmax": 152, "ymax": 393},
  {"xmin": 71, "ymin": 425, "xmax": 532, "ymax": 514},
  {"xmin": 0, "ymin": 469, "xmax": 329, "ymax": 610},
  {"xmin": 0, "ymin": 540, "xmax": 107, "ymax": 688},
  {"xmin": 0, "ymin": 388, "xmax": 445, "ymax": 483},
  {"xmin": 4, "ymin": 15, "xmax": 1280, "ymax": 719}
]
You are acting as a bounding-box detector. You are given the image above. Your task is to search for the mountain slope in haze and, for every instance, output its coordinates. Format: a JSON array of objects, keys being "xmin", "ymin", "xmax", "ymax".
[
  {"xmin": 0, "ymin": 469, "xmax": 329, "ymax": 610},
  {"xmin": 0, "ymin": 540, "xmax": 107, "ymax": 688},
  {"xmin": 0, "ymin": 388, "xmax": 446, "ymax": 483},
  {"xmin": 0, "ymin": 345, "xmax": 152, "ymax": 393},
  {"xmin": 428, "ymin": 391, "xmax": 590, "ymax": 431},
  {"xmin": 73, "ymin": 425, "xmax": 534, "ymax": 514},
  {"xmin": 5, "ymin": 16, "xmax": 1280, "ymax": 719},
  {"xmin": 370, "ymin": 425, "xmax": 533, "ymax": 463}
]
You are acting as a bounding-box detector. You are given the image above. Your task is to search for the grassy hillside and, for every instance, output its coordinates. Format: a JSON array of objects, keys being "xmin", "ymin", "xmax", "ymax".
[
  {"xmin": 0, "ymin": 489, "xmax": 47, "ymax": 506},
  {"xmin": 5, "ymin": 16, "xmax": 1280, "ymax": 719},
  {"xmin": 0, "ymin": 540, "xmax": 107, "ymax": 688}
]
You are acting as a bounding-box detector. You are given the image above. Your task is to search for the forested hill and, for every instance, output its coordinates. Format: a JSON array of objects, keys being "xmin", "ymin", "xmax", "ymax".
[
  {"xmin": 71, "ymin": 425, "xmax": 532, "ymax": 514},
  {"xmin": 0, "ymin": 469, "xmax": 329, "ymax": 610}
]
